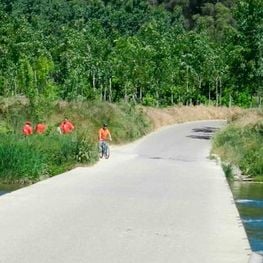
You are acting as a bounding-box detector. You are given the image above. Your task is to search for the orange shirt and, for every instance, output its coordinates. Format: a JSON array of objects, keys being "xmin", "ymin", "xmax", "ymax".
[
  {"xmin": 35, "ymin": 123, "xmax": 46, "ymax": 134},
  {"xmin": 60, "ymin": 120, "xmax": 74, "ymax": 134},
  {"xmin": 99, "ymin": 128, "xmax": 111, "ymax": 141},
  {"xmin": 23, "ymin": 124, "xmax": 33, "ymax": 136}
]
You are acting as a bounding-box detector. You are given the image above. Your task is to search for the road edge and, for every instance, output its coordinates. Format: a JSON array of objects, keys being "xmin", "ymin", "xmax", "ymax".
[{"xmin": 249, "ymin": 253, "xmax": 263, "ymax": 263}]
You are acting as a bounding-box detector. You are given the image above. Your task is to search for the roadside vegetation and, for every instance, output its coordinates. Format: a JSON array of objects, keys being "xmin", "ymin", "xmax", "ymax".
[
  {"xmin": 0, "ymin": 96, "xmax": 246, "ymax": 184},
  {"xmin": 212, "ymin": 110, "xmax": 263, "ymax": 181},
  {"xmin": 0, "ymin": 0, "xmax": 262, "ymax": 185},
  {"xmin": 0, "ymin": 97, "xmax": 151, "ymax": 184}
]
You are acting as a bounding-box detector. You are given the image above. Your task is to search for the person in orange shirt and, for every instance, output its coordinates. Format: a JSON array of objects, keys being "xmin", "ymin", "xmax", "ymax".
[
  {"xmin": 98, "ymin": 123, "xmax": 112, "ymax": 158},
  {"xmin": 60, "ymin": 118, "xmax": 75, "ymax": 134},
  {"xmin": 22, "ymin": 121, "xmax": 33, "ymax": 136},
  {"xmin": 99, "ymin": 123, "xmax": 112, "ymax": 141},
  {"xmin": 35, "ymin": 122, "xmax": 46, "ymax": 134}
]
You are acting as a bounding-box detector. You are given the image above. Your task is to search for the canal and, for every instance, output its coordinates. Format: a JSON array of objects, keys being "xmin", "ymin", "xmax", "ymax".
[
  {"xmin": 0, "ymin": 183, "xmax": 24, "ymax": 196},
  {"xmin": 230, "ymin": 181, "xmax": 263, "ymax": 255}
]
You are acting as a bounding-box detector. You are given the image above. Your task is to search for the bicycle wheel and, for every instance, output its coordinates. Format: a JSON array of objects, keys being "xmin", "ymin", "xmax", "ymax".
[
  {"xmin": 99, "ymin": 142, "xmax": 103, "ymax": 158},
  {"xmin": 105, "ymin": 144, "xmax": 110, "ymax": 159},
  {"xmin": 101, "ymin": 141, "xmax": 110, "ymax": 159}
]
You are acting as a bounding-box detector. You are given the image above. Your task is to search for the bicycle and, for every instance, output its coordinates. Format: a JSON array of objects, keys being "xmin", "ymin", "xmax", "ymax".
[{"xmin": 99, "ymin": 140, "xmax": 110, "ymax": 159}]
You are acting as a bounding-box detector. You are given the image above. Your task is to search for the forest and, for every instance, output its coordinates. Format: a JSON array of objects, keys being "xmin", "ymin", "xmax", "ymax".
[{"xmin": 0, "ymin": 0, "xmax": 262, "ymax": 112}]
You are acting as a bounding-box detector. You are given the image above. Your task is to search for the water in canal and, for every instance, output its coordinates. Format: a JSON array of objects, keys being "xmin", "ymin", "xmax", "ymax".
[
  {"xmin": 230, "ymin": 181, "xmax": 263, "ymax": 255},
  {"xmin": 0, "ymin": 183, "xmax": 23, "ymax": 196}
]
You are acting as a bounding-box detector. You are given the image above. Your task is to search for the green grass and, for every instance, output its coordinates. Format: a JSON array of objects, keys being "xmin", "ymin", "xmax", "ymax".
[
  {"xmin": 222, "ymin": 163, "xmax": 234, "ymax": 180},
  {"xmin": 0, "ymin": 98, "xmax": 152, "ymax": 184},
  {"xmin": 0, "ymin": 133, "xmax": 98, "ymax": 183},
  {"xmin": 55, "ymin": 100, "xmax": 152, "ymax": 143},
  {"xmin": 212, "ymin": 112, "xmax": 263, "ymax": 180}
]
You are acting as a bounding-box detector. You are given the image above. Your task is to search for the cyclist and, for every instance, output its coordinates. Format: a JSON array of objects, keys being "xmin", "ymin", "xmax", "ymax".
[{"xmin": 98, "ymin": 123, "xmax": 112, "ymax": 158}]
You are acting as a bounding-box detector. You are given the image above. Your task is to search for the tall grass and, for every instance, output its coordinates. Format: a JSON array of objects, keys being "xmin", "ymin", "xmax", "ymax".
[
  {"xmin": 52, "ymin": 100, "xmax": 152, "ymax": 143},
  {"xmin": 0, "ymin": 133, "xmax": 98, "ymax": 183},
  {"xmin": 212, "ymin": 110, "xmax": 263, "ymax": 180},
  {"xmin": 0, "ymin": 98, "xmax": 152, "ymax": 184}
]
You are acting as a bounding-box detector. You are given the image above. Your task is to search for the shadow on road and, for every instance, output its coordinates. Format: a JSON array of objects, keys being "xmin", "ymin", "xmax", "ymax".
[{"xmin": 187, "ymin": 126, "xmax": 219, "ymax": 140}]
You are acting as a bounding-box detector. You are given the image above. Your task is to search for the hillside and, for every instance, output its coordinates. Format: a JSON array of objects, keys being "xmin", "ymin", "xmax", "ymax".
[{"xmin": 0, "ymin": 0, "xmax": 262, "ymax": 108}]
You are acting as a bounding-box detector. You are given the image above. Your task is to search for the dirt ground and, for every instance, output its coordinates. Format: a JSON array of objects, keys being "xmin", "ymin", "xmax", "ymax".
[{"xmin": 143, "ymin": 105, "xmax": 244, "ymax": 130}]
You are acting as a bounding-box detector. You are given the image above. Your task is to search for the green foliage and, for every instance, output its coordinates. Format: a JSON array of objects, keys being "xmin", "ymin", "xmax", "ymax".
[
  {"xmin": 0, "ymin": 133, "xmax": 99, "ymax": 183},
  {"xmin": 0, "ymin": 100, "xmax": 152, "ymax": 183},
  {"xmin": 0, "ymin": 0, "xmax": 262, "ymax": 108},
  {"xmin": 232, "ymin": 0, "xmax": 263, "ymax": 98},
  {"xmin": 112, "ymin": 103, "xmax": 152, "ymax": 142},
  {"xmin": 75, "ymin": 135, "xmax": 98, "ymax": 163},
  {"xmin": 0, "ymin": 134, "xmax": 98, "ymax": 183},
  {"xmin": 212, "ymin": 115, "xmax": 263, "ymax": 179},
  {"xmin": 0, "ymin": 135, "xmax": 47, "ymax": 183},
  {"xmin": 222, "ymin": 163, "xmax": 234, "ymax": 180},
  {"xmin": 142, "ymin": 94, "xmax": 158, "ymax": 106}
]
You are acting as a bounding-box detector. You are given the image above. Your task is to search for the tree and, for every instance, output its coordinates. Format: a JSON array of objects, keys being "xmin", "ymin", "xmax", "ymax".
[{"xmin": 232, "ymin": 0, "xmax": 263, "ymax": 105}]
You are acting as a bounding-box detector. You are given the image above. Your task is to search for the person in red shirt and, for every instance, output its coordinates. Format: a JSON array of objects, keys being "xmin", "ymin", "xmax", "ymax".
[
  {"xmin": 22, "ymin": 121, "xmax": 33, "ymax": 136},
  {"xmin": 35, "ymin": 122, "xmax": 46, "ymax": 134},
  {"xmin": 60, "ymin": 118, "xmax": 75, "ymax": 134}
]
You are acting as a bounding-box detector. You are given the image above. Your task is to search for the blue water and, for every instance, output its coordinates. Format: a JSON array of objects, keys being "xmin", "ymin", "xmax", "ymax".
[
  {"xmin": 237, "ymin": 200, "xmax": 263, "ymax": 254},
  {"xmin": 0, "ymin": 184, "xmax": 22, "ymax": 196},
  {"xmin": 236, "ymin": 199, "xmax": 263, "ymax": 208},
  {"xmin": 0, "ymin": 190, "xmax": 7, "ymax": 196},
  {"xmin": 230, "ymin": 182, "xmax": 263, "ymax": 255}
]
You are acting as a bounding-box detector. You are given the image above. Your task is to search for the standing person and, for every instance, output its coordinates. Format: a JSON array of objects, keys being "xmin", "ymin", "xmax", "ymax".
[
  {"xmin": 98, "ymin": 123, "xmax": 112, "ymax": 158},
  {"xmin": 60, "ymin": 118, "xmax": 75, "ymax": 134},
  {"xmin": 35, "ymin": 122, "xmax": 46, "ymax": 134},
  {"xmin": 22, "ymin": 121, "xmax": 33, "ymax": 136}
]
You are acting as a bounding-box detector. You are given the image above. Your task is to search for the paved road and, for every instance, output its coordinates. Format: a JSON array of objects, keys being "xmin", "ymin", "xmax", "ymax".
[{"xmin": 0, "ymin": 120, "xmax": 251, "ymax": 263}]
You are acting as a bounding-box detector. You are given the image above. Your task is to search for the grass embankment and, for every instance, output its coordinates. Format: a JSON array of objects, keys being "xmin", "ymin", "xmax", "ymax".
[
  {"xmin": 0, "ymin": 97, "xmax": 151, "ymax": 184},
  {"xmin": 212, "ymin": 110, "xmax": 263, "ymax": 181},
  {"xmin": 0, "ymin": 96, "xmax": 249, "ymax": 184}
]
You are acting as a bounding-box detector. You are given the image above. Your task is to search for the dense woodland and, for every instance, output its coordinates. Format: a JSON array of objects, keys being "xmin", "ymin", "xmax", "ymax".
[{"xmin": 0, "ymin": 0, "xmax": 262, "ymax": 110}]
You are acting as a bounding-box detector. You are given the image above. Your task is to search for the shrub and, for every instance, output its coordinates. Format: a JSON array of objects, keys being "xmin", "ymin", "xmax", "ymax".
[
  {"xmin": 0, "ymin": 100, "xmax": 152, "ymax": 184},
  {"xmin": 212, "ymin": 113, "xmax": 263, "ymax": 180},
  {"xmin": 0, "ymin": 133, "xmax": 98, "ymax": 184}
]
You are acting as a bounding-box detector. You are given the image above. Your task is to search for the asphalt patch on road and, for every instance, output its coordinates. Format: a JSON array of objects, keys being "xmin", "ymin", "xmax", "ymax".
[{"xmin": 187, "ymin": 126, "xmax": 219, "ymax": 140}]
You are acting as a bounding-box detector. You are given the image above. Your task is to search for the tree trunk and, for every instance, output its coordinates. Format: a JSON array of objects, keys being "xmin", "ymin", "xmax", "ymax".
[
  {"xmin": 219, "ymin": 77, "xmax": 222, "ymax": 106},
  {"xmin": 156, "ymin": 90, "xmax": 159, "ymax": 107},
  {"xmin": 124, "ymin": 86, "xmax": 128, "ymax": 102},
  {"xmin": 132, "ymin": 94, "xmax": 137, "ymax": 104},
  {"xmin": 13, "ymin": 79, "xmax": 17, "ymax": 96},
  {"xmin": 139, "ymin": 87, "xmax": 142, "ymax": 102},
  {"xmin": 199, "ymin": 78, "xmax": 202, "ymax": 90},
  {"xmin": 198, "ymin": 78, "xmax": 202, "ymax": 106},
  {"xmin": 109, "ymin": 78, "xmax": 112, "ymax": 103},
  {"xmin": 208, "ymin": 84, "xmax": 211, "ymax": 105},
  {"xmin": 215, "ymin": 77, "xmax": 219, "ymax": 107},
  {"xmin": 103, "ymin": 83, "xmax": 107, "ymax": 101},
  {"xmin": 229, "ymin": 94, "xmax": 232, "ymax": 108},
  {"xmin": 100, "ymin": 84, "xmax": 103, "ymax": 101},
  {"xmin": 92, "ymin": 73, "xmax": 96, "ymax": 92},
  {"xmin": 186, "ymin": 66, "xmax": 189, "ymax": 92},
  {"xmin": 186, "ymin": 66, "xmax": 189, "ymax": 105}
]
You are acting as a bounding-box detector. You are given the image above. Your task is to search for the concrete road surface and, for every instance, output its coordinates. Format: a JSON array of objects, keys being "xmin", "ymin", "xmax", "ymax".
[{"xmin": 0, "ymin": 120, "xmax": 251, "ymax": 263}]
